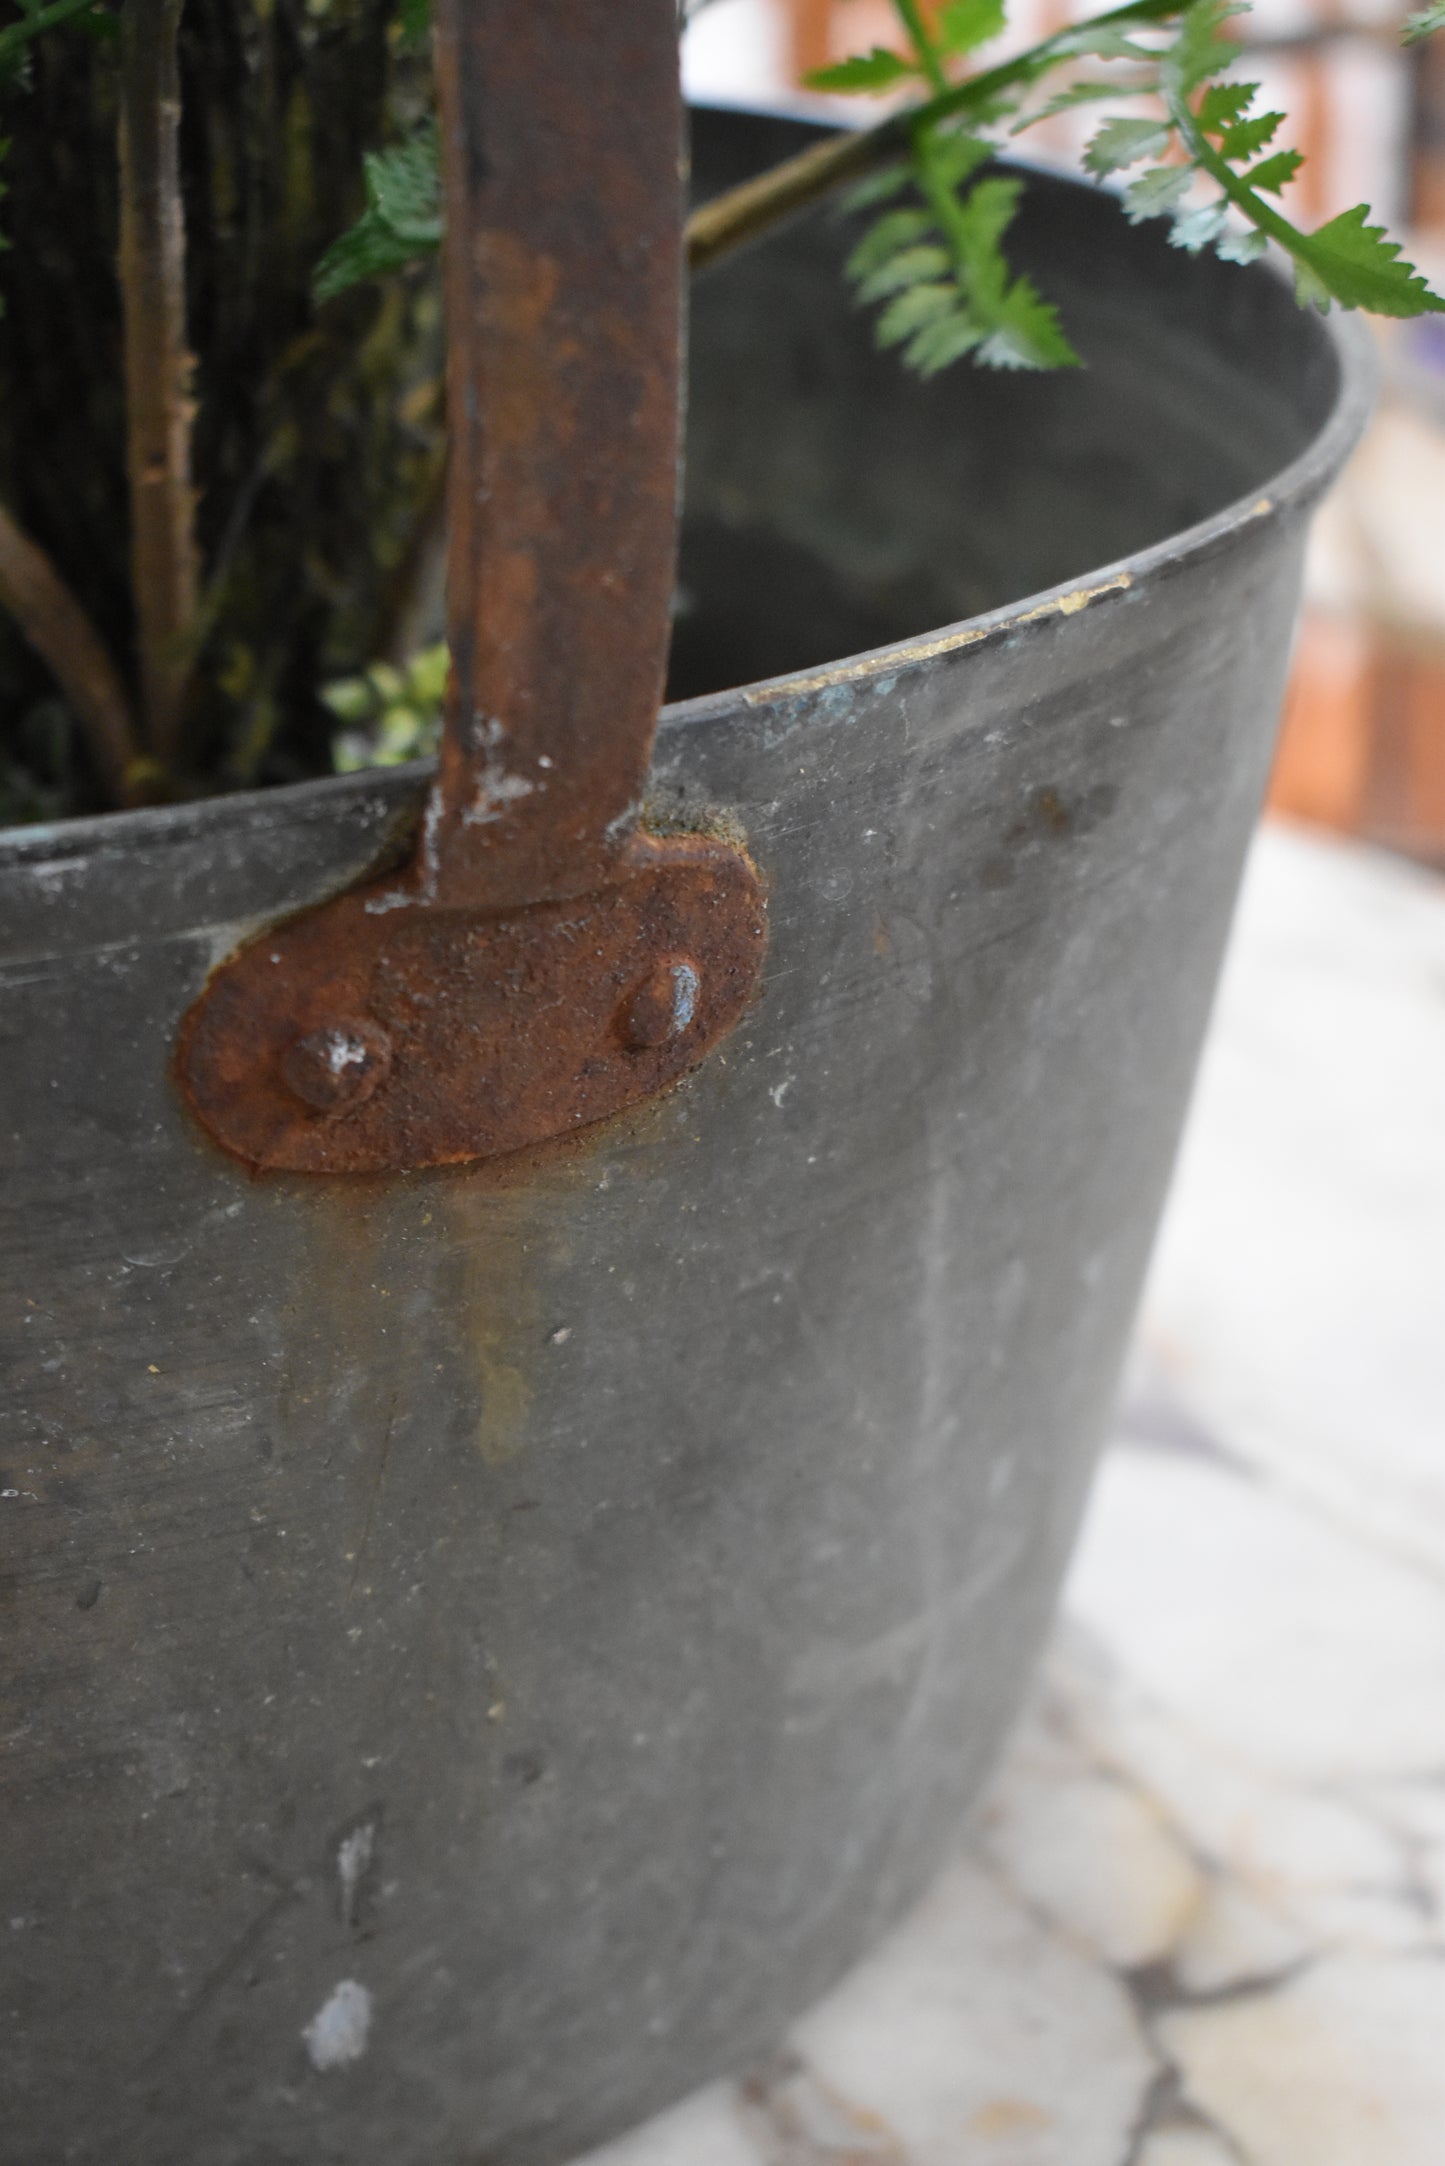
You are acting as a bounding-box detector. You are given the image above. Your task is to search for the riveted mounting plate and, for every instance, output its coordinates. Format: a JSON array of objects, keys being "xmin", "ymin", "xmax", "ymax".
[{"xmin": 176, "ymin": 833, "xmax": 766, "ymax": 1174}]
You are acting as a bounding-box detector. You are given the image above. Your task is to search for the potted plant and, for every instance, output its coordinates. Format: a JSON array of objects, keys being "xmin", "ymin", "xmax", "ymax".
[{"xmin": 1, "ymin": 2, "xmax": 1436, "ymax": 2161}]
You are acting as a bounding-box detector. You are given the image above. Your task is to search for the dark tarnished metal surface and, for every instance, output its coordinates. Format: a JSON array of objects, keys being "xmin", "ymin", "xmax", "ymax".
[
  {"xmin": 1, "ymin": 116, "xmax": 1373, "ymax": 2166},
  {"xmin": 177, "ymin": 0, "xmax": 766, "ymax": 1175}
]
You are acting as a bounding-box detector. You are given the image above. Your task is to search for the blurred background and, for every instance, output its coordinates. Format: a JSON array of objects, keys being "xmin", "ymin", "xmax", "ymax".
[{"xmin": 684, "ymin": 0, "xmax": 1445, "ymax": 869}]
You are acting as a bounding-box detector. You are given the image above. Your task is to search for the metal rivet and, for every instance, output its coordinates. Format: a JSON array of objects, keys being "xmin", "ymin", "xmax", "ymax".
[
  {"xmin": 280, "ymin": 1020, "xmax": 392, "ymax": 1112},
  {"xmin": 619, "ymin": 958, "xmax": 701, "ymax": 1051}
]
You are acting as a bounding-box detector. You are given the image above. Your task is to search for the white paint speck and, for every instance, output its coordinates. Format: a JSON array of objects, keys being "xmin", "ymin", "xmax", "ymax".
[
  {"xmin": 303, "ymin": 1978, "xmax": 373, "ymax": 2070},
  {"xmin": 462, "ymin": 717, "xmax": 538, "ymax": 826},
  {"xmin": 668, "ymin": 961, "xmax": 700, "ymax": 1033},
  {"xmin": 336, "ymin": 1821, "xmax": 376, "ymax": 1925}
]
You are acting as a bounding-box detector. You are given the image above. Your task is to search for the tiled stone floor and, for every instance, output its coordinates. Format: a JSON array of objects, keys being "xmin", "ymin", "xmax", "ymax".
[{"xmin": 572, "ymin": 824, "xmax": 1445, "ymax": 2166}]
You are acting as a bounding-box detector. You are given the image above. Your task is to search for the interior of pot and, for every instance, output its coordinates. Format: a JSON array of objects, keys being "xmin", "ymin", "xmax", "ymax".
[{"xmin": 668, "ymin": 106, "xmax": 1344, "ymax": 702}]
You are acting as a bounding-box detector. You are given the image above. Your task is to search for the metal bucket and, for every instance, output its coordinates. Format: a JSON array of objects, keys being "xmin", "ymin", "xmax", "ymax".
[{"xmin": 2, "ymin": 106, "xmax": 1369, "ymax": 2166}]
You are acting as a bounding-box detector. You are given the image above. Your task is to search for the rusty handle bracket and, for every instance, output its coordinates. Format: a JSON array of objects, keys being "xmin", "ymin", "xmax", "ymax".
[{"xmin": 177, "ymin": 0, "xmax": 766, "ymax": 1175}]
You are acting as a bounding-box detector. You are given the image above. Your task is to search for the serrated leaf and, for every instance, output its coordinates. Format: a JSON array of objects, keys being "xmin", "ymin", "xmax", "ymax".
[
  {"xmin": 1293, "ymin": 259, "xmax": 1332, "ymax": 311},
  {"xmin": 1065, "ymin": 25, "xmax": 1159, "ymax": 60},
  {"xmin": 876, "ymin": 281, "xmax": 959, "ymax": 349},
  {"xmin": 856, "ymin": 244, "xmax": 953, "ymax": 303},
  {"xmin": 1083, "ymin": 116, "xmax": 1173, "ymax": 177},
  {"xmin": 936, "ymin": 0, "xmax": 1006, "ymax": 56},
  {"xmin": 846, "ymin": 207, "xmax": 934, "ymax": 280},
  {"xmin": 842, "ymin": 163, "xmax": 912, "ymax": 213},
  {"xmin": 1016, "ymin": 79, "xmax": 1159, "ymax": 133},
  {"xmin": 979, "ymin": 278, "xmax": 1081, "ymax": 369},
  {"xmin": 1219, "ymin": 110, "xmax": 1283, "ymax": 163},
  {"xmin": 1244, "ymin": 149, "xmax": 1303, "ymax": 196},
  {"xmin": 1170, "ymin": 200, "xmax": 1229, "ymax": 252},
  {"xmin": 1404, "ymin": 2, "xmax": 1445, "ymax": 39},
  {"xmin": 1196, "ymin": 80, "xmax": 1255, "ymax": 133},
  {"xmin": 1292, "ymin": 203, "xmax": 1445, "ymax": 316},
  {"xmin": 314, "ymin": 212, "xmax": 431, "ymax": 302},
  {"xmin": 929, "ymin": 128, "xmax": 995, "ymax": 191},
  {"xmin": 805, "ymin": 47, "xmax": 914, "ymax": 93},
  {"xmin": 365, "ymin": 125, "xmax": 442, "ymax": 238},
  {"xmin": 1215, "ymin": 226, "xmax": 1268, "ymax": 264},
  {"xmin": 907, "ymin": 310, "xmax": 985, "ymax": 375},
  {"xmin": 314, "ymin": 124, "xmax": 441, "ymax": 302},
  {"xmin": 953, "ymin": 175, "xmax": 1025, "ymax": 290},
  {"xmin": 1125, "ymin": 163, "xmax": 1194, "ymax": 221},
  {"xmin": 1165, "ymin": 0, "xmax": 1245, "ymax": 97}
]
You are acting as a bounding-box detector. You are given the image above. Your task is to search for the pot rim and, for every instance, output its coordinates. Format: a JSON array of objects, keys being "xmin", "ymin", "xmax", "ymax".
[{"xmin": 0, "ymin": 170, "xmax": 1376, "ymax": 869}]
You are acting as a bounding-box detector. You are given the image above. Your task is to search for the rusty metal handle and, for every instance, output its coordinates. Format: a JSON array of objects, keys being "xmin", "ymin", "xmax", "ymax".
[
  {"xmin": 176, "ymin": 0, "xmax": 766, "ymax": 1175},
  {"xmin": 430, "ymin": 0, "xmax": 682, "ymax": 911}
]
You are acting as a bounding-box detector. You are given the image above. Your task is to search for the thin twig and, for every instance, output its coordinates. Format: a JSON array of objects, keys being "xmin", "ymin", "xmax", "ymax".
[
  {"xmin": 0, "ymin": 503, "xmax": 145, "ymax": 805},
  {"xmin": 118, "ymin": 0, "xmax": 199, "ymax": 766}
]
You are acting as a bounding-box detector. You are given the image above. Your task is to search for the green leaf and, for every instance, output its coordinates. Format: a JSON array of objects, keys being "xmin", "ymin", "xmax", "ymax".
[
  {"xmin": 397, "ymin": 0, "xmax": 430, "ymax": 45},
  {"xmin": 931, "ymin": 127, "xmax": 995, "ymax": 188},
  {"xmin": 314, "ymin": 123, "xmax": 442, "ymax": 303},
  {"xmin": 0, "ymin": 0, "xmax": 109, "ymax": 79},
  {"xmin": 1291, "ymin": 203, "xmax": 1445, "ymax": 316},
  {"xmin": 875, "ymin": 280, "xmax": 958, "ymax": 348},
  {"xmin": 1064, "ymin": 24, "xmax": 1159, "ymax": 60},
  {"xmin": 805, "ymin": 47, "xmax": 914, "ymax": 93},
  {"xmin": 856, "ymin": 243, "xmax": 952, "ymax": 303},
  {"xmin": 936, "ymin": 0, "xmax": 1006, "ymax": 56},
  {"xmin": 907, "ymin": 309, "xmax": 985, "ymax": 375},
  {"xmin": 846, "ymin": 206, "xmax": 934, "ymax": 280},
  {"xmin": 1218, "ymin": 110, "xmax": 1283, "ymax": 163},
  {"xmin": 1404, "ymin": 2, "xmax": 1445, "ymax": 39},
  {"xmin": 979, "ymin": 278, "xmax": 1080, "ymax": 369},
  {"xmin": 1169, "ymin": 200, "xmax": 1229, "ymax": 252},
  {"xmin": 841, "ymin": 163, "xmax": 912, "ymax": 213},
  {"xmin": 363, "ymin": 125, "xmax": 443, "ymax": 238},
  {"xmin": 953, "ymin": 174, "xmax": 1025, "ymax": 294},
  {"xmin": 1244, "ymin": 149, "xmax": 1303, "ymax": 196},
  {"xmin": 1016, "ymin": 79, "xmax": 1158, "ymax": 133},
  {"xmin": 1083, "ymin": 116, "xmax": 1173, "ymax": 176},
  {"xmin": 1196, "ymin": 80, "xmax": 1255, "ymax": 133},
  {"xmin": 321, "ymin": 675, "xmax": 376, "ymax": 724},
  {"xmin": 1215, "ymin": 226, "xmax": 1268, "ymax": 264},
  {"xmin": 1165, "ymin": 0, "xmax": 1245, "ymax": 97},
  {"xmin": 1125, "ymin": 164, "xmax": 1194, "ymax": 222}
]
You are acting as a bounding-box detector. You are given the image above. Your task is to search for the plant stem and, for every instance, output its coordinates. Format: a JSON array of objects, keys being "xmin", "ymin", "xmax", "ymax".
[
  {"xmin": 686, "ymin": 0, "xmax": 1183, "ymax": 272},
  {"xmin": 0, "ymin": 503, "xmax": 145, "ymax": 806},
  {"xmin": 1166, "ymin": 91, "xmax": 1316, "ymax": 266},
  {"xmin": 891, "ymin": 0, "xmax": 977, "ymax": 285},
  {"xmin": 892, "ymin": 0, "xmax": 950, "ymax": 95},
  {"xmin": 118, "ymin": 0, "xmax": 199, "ymax": 768}
]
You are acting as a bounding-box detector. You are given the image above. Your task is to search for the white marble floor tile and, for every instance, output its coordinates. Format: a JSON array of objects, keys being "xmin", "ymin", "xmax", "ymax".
[
  {"xmin": 1137, "ymin": 826, "xmax": 1445, "ymax": 1580},
  {"xmin": 1157, "ymin": 1955, "xmax": 1445, "ymax": 2166},
  {"xmin": 1064, "ymin": 1445, "xmax": 1445, "ymax": 1782}
]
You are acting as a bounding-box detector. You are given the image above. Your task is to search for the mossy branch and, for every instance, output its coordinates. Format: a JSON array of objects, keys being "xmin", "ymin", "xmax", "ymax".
[{"xmin": 118, "ymin": 0, "xmax": 199, "ymax": 768}]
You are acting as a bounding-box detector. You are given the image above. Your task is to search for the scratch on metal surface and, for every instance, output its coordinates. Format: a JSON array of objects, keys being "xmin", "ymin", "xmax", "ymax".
[{"xmin": 745, "ymin": 571, "xmax": 1134, "ymax": 703}]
